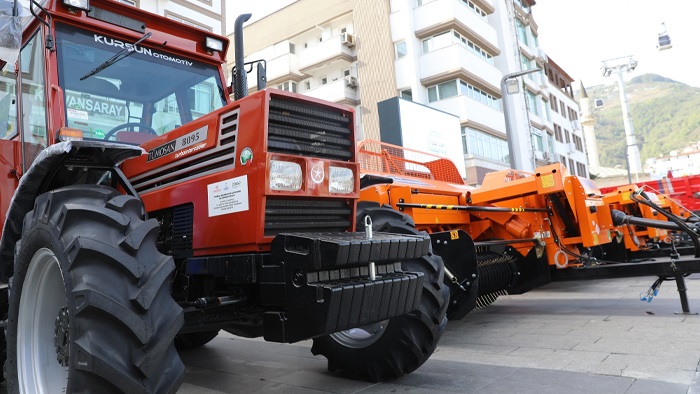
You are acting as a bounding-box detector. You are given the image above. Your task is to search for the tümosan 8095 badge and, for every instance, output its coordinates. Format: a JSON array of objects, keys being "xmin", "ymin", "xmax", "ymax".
[{"xmin": 240, "ymin": 147, "xmax": 253, "ymax": 166}]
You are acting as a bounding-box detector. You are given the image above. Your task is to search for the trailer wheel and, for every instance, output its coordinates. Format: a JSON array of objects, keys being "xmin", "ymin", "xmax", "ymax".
[
  {"xmin": 175, "ymin": 330, "xmax": 220, "ymax": 350},
  {"xmin": 311, "ymin": 203, "xmax": 449, "ymax": 381},
  {"xmin": 6, "ymin": 185, "xmax": 184, "ymax": 393}
]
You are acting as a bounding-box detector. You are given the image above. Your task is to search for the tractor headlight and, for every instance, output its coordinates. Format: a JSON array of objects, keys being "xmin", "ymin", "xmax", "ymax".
[
  {"xmin": 270, "ymin": 160, "xmax": 302, "ymax": 191},
  {"xmin": 205, "ymin": 37, "xmax": 224, "ymax": 52},
  {"xmin": 329, "ymin": 166, "xmax": 354, "ymax": 194}
]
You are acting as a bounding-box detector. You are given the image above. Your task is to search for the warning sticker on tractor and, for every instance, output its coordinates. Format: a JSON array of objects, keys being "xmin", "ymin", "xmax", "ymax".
[
  {"xmin": 540, "ymin": 174, "xmax": 555, "ymax": 189},
  {"xmin": 450, "ymin": 230, "xmax": 459, "ymax": 240},
  {"xmin": 207, "ymin": 175, "xmax": 249, "ymax": 217},
  {"xmin": 67, "ymin": 108, "xmax": 89, "ymax": 120}
]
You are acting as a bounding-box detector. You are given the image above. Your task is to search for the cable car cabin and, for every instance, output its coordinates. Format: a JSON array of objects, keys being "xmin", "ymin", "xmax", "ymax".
[{"xmin": 658, "ymin": 33, "xmax": 672, "ymax": 51}]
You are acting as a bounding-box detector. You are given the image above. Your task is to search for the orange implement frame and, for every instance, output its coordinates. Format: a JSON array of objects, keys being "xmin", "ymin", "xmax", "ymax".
[{"xmin": 358, "ymin": 140, "xmax": 464, "ymax": 184}]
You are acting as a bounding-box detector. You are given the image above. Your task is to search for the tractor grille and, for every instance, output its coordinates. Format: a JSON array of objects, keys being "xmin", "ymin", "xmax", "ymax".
[
  {"xmin": 264, "ymin": 198, "xmax": 352, "ymax": 236},
  {"xmin": 131, "ymin": 109, "xmax": 239, "ymax": 194},
  {"xmin": 267, "ymin": 97, "xmax": 353, "ymax": 161}
]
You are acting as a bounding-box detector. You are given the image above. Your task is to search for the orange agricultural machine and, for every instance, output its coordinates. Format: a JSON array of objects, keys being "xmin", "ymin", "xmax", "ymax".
[
  {"xmin": 358, "ymin": 140, "xmax": 700, "ymax": 319},
  {"xmin": 600, "ymin": 174, "xmax": 700, "ymax": 217}
]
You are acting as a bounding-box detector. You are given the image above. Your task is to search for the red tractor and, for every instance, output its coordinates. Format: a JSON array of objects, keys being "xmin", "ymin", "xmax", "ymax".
[{"xmin": 0, "ymin": 1, "xmax": 448, "ymax": 392}]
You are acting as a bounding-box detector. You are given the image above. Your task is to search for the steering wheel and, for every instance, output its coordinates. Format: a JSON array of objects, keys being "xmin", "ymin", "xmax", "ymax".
[{"xmin": 103, "ymin": 122, "xmax": 158, "ymax": 140}]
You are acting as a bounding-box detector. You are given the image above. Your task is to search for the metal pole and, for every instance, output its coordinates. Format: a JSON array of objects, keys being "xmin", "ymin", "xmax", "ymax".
[
  {"xmin": 615, "ymin": 67, "xmax": 642, "ymax": 174},
  {"xmin": 500, "ymin": 68, "xmax": 541, "ymax": 170}
]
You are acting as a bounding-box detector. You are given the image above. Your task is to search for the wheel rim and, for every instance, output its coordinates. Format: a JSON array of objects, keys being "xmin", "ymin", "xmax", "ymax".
[
  {"xmin": 329, "ymin": 320, "xmax": 389, "ymax": 349},
  {"xmin": 18, "ymin": 248, "xmax": 68, "ymax": 393}
]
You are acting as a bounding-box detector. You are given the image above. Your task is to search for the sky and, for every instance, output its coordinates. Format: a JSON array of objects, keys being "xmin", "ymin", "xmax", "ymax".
[
  {"xmin": 226, "ymin": 0, "xmax": 298, "ymax": 34},
  {"xmin": 534, "ymin": 0, "xmax": 700, "ymax": 88},
  {"xmin": 226, "ymin": 0, "xmax": 700, "ymax": 89}
]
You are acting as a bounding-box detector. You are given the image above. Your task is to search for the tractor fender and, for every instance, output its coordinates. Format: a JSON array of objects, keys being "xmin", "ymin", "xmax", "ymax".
[{"xmin": 0, "ymin": 140, "xmax": 143, "ymax": 282}]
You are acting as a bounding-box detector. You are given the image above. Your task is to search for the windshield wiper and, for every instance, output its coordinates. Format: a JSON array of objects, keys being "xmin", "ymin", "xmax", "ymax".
[{"xmin": 80, "ymin": 32, "xmax": 152, "ymax": 80}]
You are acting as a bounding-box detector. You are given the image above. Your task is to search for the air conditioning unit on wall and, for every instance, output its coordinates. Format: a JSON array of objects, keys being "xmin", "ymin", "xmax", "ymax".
[
  {"xmin": 344, "ymin": 75, "xmax": 357, "ymax": 87},
  {"xmin": 341, "ymin": 33, "xmax": 355, "ymax": 47}
]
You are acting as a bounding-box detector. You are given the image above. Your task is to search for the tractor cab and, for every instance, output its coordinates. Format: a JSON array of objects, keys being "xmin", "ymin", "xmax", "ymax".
[{"xmin": 56, "ymin": 24, "xmax": 227, "ymax": 143}]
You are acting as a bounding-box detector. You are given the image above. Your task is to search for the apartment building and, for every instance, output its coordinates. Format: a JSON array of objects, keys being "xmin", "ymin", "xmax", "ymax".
[
  {"xmin": 544, "ymin": 58, "xmax": 587, "ymax": 177},
  {"xmin": 118, "ymin": 0, "xmax": 226, "ymax": 35},
  {"xmin": 230, "ymin": 0, "xmax": 588, "ymax": 185}
]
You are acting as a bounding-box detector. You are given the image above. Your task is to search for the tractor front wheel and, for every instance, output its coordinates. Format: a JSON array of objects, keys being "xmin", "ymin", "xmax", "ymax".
[
  {"xmin": 311, "ymin": 203, "xmax": 449, "ymax": 381},
  {"xmin": 6, "ymin": 185, "xmax": 185, "ymax": 393}
]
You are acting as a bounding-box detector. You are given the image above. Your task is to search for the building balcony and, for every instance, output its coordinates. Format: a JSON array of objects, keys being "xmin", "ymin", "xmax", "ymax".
[
  {"xmin": 419, "ymin": 44, "xmax": 502, "ymax": 92},
  {"xmin": 298, "ymin": 34, "xmax": 357, "ymax": 73},
  {"xmin": 300, "ymin": 78, "xmax": 359, "ymax": 105},
  {"xmin": 244, "ymin": 53, "xmax": 303, "ymax": 91},
  {"xmin": 414, "ymin": 0, "xmax": 499, "ymax": 55},
  {"xmin": 429, "ymin": 94, "xmax": 505, "ymax": 132}
]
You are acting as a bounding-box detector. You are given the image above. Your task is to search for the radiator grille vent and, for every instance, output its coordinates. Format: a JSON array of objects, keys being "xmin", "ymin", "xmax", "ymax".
[
  {"xmin": 132, "ymin": 108, "xmax": 239, "ymax": 194},
  {"xmin": 264, "ymin": 198, "xmax": 352, "ymax": 236},
  {"xmin": 267, "ymin": 97, "xmax": 353, "ymax": 161}
]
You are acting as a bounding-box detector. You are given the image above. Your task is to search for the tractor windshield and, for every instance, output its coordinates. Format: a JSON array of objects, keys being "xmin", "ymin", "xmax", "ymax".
[{"xmin": 55, "ymin": 23, "xmax": 226, "ymax": 144}]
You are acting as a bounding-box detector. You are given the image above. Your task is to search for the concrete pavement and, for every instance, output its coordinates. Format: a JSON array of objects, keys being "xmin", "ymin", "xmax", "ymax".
[{"xmin": 178, "ymin": 275, "xmax": 700, "ymax": 393}]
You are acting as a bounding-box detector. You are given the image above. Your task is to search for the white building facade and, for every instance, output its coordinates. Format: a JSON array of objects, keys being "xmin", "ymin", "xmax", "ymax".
[
  {"xmin": 118, "ymin": 0, "xmax": 226, "ymax": 35},
  {"xmin": 231, "ymin": 0, "xmax": 588, "ymax": 185}
]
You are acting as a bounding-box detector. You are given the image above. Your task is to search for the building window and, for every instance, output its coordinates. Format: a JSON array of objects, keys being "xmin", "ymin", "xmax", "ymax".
[
  {"xmin": 461, "ymin": 0, "xmax": 487, "ymax": 19},
  {"xmin": 554, "ymin": 124, "xmax": 563, "ymax": 142},
  {"xmin": 422, "ymin": 31, "xmax": 452, "ymax": 53},
  {"xmin": 569, "ymin": 158, "xmax": 576, "ymax": 175},
  {"xmin": 531, "ymin": 127, "xmax": 543, "ymax": 152},
  {"xmin": 466, "ymin": 127, "xmax": 509, "ymax": 164},
  {"xmin": 321, "ymin": 78, "xmax": 327, "ymax": 85},
  {"xmin": 422, "ymin": 30, "xmax": 493, "ymax": 64},
  {"xmin": 577, "ymin": 162, "xmax": 587, "ymax": 177},
  {"xmin": 277, "ymin": 81, "xmax": 298, "ymax": 93},
  {"xmin": 427, "ymin": 80, "xmax": 459, "ymax": 102},
  {"xmin": 547, "ymin": 132, "xmax": 555, "ymax": 154},
  {"xmin": 573, "ymin": 135, "xmax": 583, "ymax": 152},
  {"xmin": 428, "ymin": 79, "xmax": 500, "ymax": 110},
  {"xmin": 400, "ymin": 89, "xmax": 413, "ymax": 101},
  {"xmin": 166, "ymin": 13, "xmax": 212, "ymax": 32},
  {"xmin": 516, "ymin": 19, "xmax": 529, "ymax": 46},
  {"xmin": 564, "ymin": 129, "xmax": 571, "ymax": 143},
  {"xmin": 395, "ymin": 41, "xmax": 407, "ymax": 59},
  {"xmin": 459, "ymin": 80, "xmax": 500, "ymax": 110},
  {"xmin": 526, "ymin": 91, "xmax": 539, "ymax": 116},
  {"xmin": 289, "ymin": 43, "xmax": 296, "ymax": 54},
  {"xmin": 520, "ymin": 53, "xmax": 531, "ymax": 74},
  {"xmin": 304, "ymin": 81, "xmax": 311, "ymax": 91},
  {"xmin": 559, "ymin": 99, "xmax": 565, "ymax": 114},
  {"xmin": 550, "ymin": 94, "xmax": 557, "ymax": 112}
]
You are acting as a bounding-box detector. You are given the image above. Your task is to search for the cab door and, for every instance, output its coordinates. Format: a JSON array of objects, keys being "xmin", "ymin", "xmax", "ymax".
[
  {"xmin": 0, "ymin": 58, "xmax": 19, "ymax": 226},
  {"xmin": 17, "ymin": 30, "xmax": 49, "ymax": 172},
  {"xmin": 0, "ymin": 29, "xmax": 49, "ymax": 227}
]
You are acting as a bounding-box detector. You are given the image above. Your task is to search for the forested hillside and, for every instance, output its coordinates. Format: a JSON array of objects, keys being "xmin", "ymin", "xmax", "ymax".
[{"xmin": 586, "ymin": 74, "xmax": 700, "ymax": 167}]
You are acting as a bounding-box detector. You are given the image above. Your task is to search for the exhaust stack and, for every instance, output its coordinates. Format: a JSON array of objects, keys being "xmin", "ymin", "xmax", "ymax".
[{"xmin": 233, "ymin": 13, "xmax": 251, "ymax": 100}]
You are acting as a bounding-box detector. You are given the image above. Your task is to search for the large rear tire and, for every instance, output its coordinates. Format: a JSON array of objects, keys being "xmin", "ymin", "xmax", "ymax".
[
  {"xmin": 6, "ymin": 185, "xmax": 185, "ymax": 393},
  {"xmin": 311, "ymin": 203, "xmax": 449, "ymax": 381}
]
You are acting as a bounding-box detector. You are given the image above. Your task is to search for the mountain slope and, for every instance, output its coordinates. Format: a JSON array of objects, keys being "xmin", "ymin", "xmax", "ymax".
[{"xmin": 586, "ymin": 74, "xmax": 700, "ymax": 167}]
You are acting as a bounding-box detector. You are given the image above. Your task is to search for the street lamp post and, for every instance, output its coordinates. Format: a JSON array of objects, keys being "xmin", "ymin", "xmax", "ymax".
[{"xmin": 501, "ymin": 68, "xmax": 542, "ymax": 170}]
